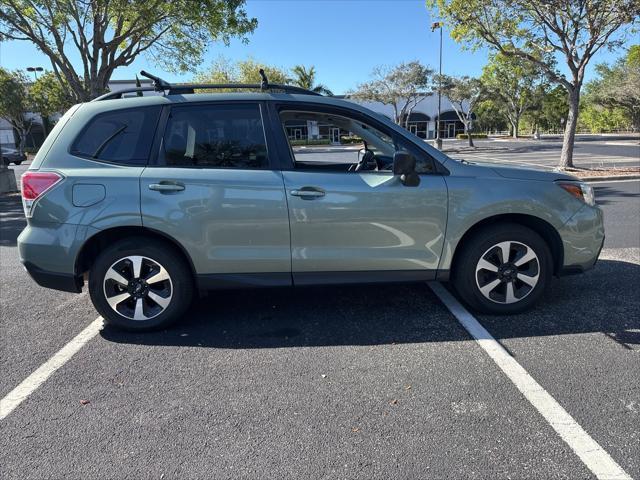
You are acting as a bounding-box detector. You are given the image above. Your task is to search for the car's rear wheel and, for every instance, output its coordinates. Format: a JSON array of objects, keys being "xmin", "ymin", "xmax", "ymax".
[
  {"xmin": 88, "ymin": 238, "xmax": 193, "ymax": 331},
  {"xmin": 452, "ymin": 224, "xmax": 552, "ymax": 314}
]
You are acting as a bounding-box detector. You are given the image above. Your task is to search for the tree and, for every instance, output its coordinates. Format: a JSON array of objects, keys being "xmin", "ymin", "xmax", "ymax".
[
  {"xmin": 474, "ymin": 98, "xmax": 509, "ymax": 133},
  {"xmin": 0, "ymin": 0, "xmax": 257, "ymax": 102},
  {"xmin": 290, "ymin": 65, "xmax": 333, "ymax": 95},
  {"xmin": 29, "ymin": 72, "xmax": 75, "ymax": 134},
  {"xmin": 585, "ymin": 46, "xmax": 640, "ymax": 131},
  {"xmin": 350, "ymin": 61, "xmax": 433, "ymax": 127},
  {"xmin": 426, "ymin": 0, "xmax": 639, "ymax": 169},
  {"xmin": 481, "ymin": 53, "xmax": 547, "ymax": 138},
  {"xmin": 196, "ymin": 57, "xmax": 290, "ymax": 86},
  {"xmin": 440, "ymin": 75, "xmax": 483, "ymax": 147},
  {"xmin": 0, "ymin": 68, "xmax": 33, "ymax": 155}
]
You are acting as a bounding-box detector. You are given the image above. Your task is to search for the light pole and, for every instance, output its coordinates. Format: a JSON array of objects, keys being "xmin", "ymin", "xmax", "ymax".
[
  {"xmin": 431, "ymin": 22, "xmax": 443, "ymax": 150},
  {"xmin": 26, "ymin": 66, "xmax": 43, "ymax": 81},
  {"xmin": 26, "ymin": 67, "xmax": 46, "ymax": 137}
]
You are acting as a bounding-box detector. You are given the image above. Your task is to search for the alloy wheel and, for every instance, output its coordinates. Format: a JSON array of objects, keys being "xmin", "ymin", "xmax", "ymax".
[
  {"xmin": 102, "ymin": 255, "xmax": 173, "ymax": 320},
  {"xmin": 474, "ymin": 241, "xmax": 540, "ymax": 304}
]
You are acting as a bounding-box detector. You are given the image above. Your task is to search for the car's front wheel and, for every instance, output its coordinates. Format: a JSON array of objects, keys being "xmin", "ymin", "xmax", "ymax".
[
  {"xmin": 88, "ymin": 238, "xmax": 193, "ymax": 331},
  {"xmin": 452, "ymin": 224, "xmax": 552, "ymax": 314}
]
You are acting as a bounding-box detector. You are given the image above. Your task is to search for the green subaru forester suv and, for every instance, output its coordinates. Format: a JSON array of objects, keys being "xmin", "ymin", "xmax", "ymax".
[{"xmin": 17, "ymin": 72, "xmax": 604, "ymax": 331}]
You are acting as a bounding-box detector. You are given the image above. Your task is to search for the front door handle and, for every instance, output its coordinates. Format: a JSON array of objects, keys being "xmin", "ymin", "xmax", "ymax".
[
  {"xmin": 149, "ymin": 182, "xmax": 185, "ymax": 193},
  {"xmin": 290, "ymin": 187, "xmax": 325, "ymax": 198}
]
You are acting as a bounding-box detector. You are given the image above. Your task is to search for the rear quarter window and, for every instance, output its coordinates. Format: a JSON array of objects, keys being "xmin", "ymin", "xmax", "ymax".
[{"xmin": 70, "ymin": 106, "xmax": 160, "ymax": 165}]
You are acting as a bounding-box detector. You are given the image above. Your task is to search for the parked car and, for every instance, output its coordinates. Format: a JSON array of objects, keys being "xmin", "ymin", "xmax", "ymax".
[
  {"xmin": 17, "ymin": 72, "xmax": 604, "ymax": 331},
  {"xmin": 1, "ymin": 145, "xmax": 27, "ymax": 166}
]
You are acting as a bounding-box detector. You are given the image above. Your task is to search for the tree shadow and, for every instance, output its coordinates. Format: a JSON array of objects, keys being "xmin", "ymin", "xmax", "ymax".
[
  {"xmin": 0, "ymin": 194, "xmax": 25, "ymax": 247},
  {"xmin": 101, "ymin": 259, "xmax": 640, "ymax": 350}
]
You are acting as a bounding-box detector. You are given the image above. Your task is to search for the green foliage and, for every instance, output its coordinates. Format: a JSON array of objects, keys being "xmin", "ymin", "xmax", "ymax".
[
  {"xmin": 291, "ymin": 65, "xmax": 333, "ymax": 95},
  {"xmin": 29, "ymin": 72, "xmax": 75, "ymax": 118},
  {"xmin": 474, "ymin": 99, "xmax": 508, "ymax": 132},
  {"xmin": 0, "ymin": 0, "xmax": 257, "ymax": 100},
  {"xmin": 481, "ymin": 53, "xmax": 547, "ymax": 137},
  {"xmin": 455, "ymin": 133, "xmax": 488, "ymax": 139},
  {"xmin": 578, "ymin": 105, "xmax": 631, "ymax": 133},
  {"xmin": 584, "ymin": 46, "xmax": 640, "ymax": 130},
  {"xmin": 426, "ymin": 0, "xmax": 640, "ymax": 166},
  {"xmin": 627, "ymin": 45, "xmax": 640, "ymax": 68},
  {"xmin": 196, "ymin": 57, "xmax": 290, "ymax": 87},
  {"xmin": 0, "ymin": 68, "xmax": 32, "ymax": 153},
  {"xmin": 289, "ymin": 139, "xmax": 331, "ymax": 146}
]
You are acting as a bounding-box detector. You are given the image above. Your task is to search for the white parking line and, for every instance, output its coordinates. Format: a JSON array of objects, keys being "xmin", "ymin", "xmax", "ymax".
[
  {"xmin": 0, "ymin": 317, "xmax": 103, "ymax": 421},
  {"xmin": 428, "ymin": 282, "xmax": 632, "ymax": 480}
]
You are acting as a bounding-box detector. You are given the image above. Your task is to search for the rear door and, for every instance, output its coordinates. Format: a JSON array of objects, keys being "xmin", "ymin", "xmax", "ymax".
[{"xmin": 140, "ymin": 102, "xmax": 291, "ymax": 287}]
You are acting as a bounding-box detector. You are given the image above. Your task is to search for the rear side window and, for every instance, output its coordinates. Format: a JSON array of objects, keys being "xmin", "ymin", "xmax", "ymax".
[
  {"xmin": 71, "ymin": 106, "xmax": 160, "ymax": 165},
  {"xmin": 161, "ymin": 103, "xmax": 268, "ymax": 169}
]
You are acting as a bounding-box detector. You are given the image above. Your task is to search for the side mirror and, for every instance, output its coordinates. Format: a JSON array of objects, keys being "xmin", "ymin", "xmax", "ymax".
[{"xmin": 393, "ymin": 151, "xmax": 420, "ymax": 187}]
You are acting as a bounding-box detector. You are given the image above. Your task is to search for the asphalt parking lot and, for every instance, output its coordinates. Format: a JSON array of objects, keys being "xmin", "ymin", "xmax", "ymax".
[
  {"xmin": 1, "ymin": 164, "xmax": 638, "ymax": 477},
  {"xmin": 444, "ymin": 134, "xmax": 640, "ymax": 170}
]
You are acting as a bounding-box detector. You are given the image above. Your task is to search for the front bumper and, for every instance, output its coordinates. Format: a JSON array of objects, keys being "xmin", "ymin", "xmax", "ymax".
[{"xmin": 557, "ymin": 204, "xmax": 605, "ymax": 275}]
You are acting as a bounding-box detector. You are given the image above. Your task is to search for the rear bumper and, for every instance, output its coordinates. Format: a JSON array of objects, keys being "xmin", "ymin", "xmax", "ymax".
[
  {"xmin": 18, "ymin": 222, "xmax": 91, "ymax": 293},
  {"xmin": 23, "ymin": 261, "xmax": 83, "ymax": 293}
]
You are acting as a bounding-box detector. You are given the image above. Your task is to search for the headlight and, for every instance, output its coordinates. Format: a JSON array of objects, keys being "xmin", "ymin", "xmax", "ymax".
[{"xmin": 557, "ymin": 181, "xmax": 595, "ymax": 206}]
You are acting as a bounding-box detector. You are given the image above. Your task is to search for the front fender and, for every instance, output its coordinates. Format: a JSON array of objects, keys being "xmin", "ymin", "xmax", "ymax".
[{"xmin": 439, "ymin": 175, "xmax": 584, "ymax": 271}]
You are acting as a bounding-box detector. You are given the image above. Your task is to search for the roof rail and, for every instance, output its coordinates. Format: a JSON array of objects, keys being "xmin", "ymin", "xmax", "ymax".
[{"xmin": 92, "ymin": 70, "xmax": 322, "ymax": 101}]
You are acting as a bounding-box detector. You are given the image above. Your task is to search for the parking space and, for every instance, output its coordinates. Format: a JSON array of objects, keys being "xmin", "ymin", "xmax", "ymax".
[{"xmin": 1, "ymin": 181, "xmax": 638, "ymax": 479}]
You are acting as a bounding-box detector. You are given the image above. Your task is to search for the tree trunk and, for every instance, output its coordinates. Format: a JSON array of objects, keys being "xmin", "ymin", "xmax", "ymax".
[
  {"xmin": 511, "ymin": 117, "xmax": 519, "ymax": 138},
  {"xmin": 466, "ymin": 121, "xmax": 474, "ymax": 147},
  {"xmin": 559, "ymin": 87, "xmax": 580, "ymax": 169}
]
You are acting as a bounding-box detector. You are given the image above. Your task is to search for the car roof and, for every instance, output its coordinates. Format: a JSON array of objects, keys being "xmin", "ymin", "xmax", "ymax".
[{"xmin": 81, "ymin": 92, "xmax": 368, "ymax": 115}]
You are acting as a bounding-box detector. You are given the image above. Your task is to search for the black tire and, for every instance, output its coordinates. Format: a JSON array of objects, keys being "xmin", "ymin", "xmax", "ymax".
[
  {"xmin": 88, "ymin": 237, "xmax": 193, "ymax": 331},
  {"xmin": 452, "ymin": 224, "xmax": 553, "ymax": 315}
]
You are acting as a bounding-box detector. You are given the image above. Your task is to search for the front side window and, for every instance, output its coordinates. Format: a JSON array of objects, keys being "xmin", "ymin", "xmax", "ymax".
[
  {"xmin": 71, "ymin": 106, "xmax": 160, "ymax": 165},
  {"xmin": 279, "ymin": 109, "xmax": 434, "ymax": 173},
  {"xmin": 162, "ymin": 104, "xmax": 268, "ymax": 169}
]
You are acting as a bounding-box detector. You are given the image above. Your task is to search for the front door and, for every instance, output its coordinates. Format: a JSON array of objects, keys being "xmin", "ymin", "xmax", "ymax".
[
  {"xmin": 447, "ymin": 123, "xmax": 455, "ymax": 138},
  {"xmin": 276, "ymin": 106, "xmax": 448, "ymax": 284},
  {"xmin": 140, "ymin": 102, "xmax": 291, "ymax": 286},
  {"xmin": 330, "ymin": 127, "xmax": 340, "ymax": 144}
]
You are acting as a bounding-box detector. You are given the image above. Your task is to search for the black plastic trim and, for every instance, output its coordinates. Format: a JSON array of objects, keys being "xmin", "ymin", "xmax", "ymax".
[
  {"xmin": 23, "ymin": 262, "xmax": 83, "ymax": 293},
  {"xmin": 293, "ymin": 270, "xmax": 437, "ymax": 286},
  {"xmin": 197, "ymin": 272, "xmax": 292, "ymax": 289}
]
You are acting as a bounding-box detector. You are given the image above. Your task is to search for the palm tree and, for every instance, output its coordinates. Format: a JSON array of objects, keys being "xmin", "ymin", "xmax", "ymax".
[{"xmin": 291, "ymin": 65, "xmax": 333, "ymax": 96}]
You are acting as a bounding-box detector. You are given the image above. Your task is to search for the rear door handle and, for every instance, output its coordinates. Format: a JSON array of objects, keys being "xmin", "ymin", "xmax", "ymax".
[
  {"xmin": 149, "ymin": 182, "xmax": 185, "ymax": 192},
  {"xmin": 290, "ymin": 187, "xmax": 325, "ymax": 198}
]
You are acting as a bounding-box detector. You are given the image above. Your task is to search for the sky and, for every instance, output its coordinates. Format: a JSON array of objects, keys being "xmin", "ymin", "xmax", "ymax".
[{"xmin": 0, "ymin": 0, "xmax": 634, "ymax": 94}]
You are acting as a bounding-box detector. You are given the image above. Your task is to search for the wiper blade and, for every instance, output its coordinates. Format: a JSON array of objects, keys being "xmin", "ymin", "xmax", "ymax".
[{"xmin": 92, "ymin": 125, "xmax": 127, "ymax": 158}]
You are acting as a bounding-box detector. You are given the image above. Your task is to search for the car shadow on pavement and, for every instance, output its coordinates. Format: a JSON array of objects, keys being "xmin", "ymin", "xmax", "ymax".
[
  {"xmin": 101, "ymin": 282, "xmax": 472, "ymax": 348},
  {"xmin": 101, "ymin": 259, "xmax": 640, "ymax": 350},
  {"xmin": 0, "ymin": 194, "xmax": 25, "ymax": 247},
  {"xmin": 477, "ymin": 258, "xmax": 640, "ymax": 350},
  {"xmin": 593, "ymin": 185, "xmax": 640, "ymax": 205}
]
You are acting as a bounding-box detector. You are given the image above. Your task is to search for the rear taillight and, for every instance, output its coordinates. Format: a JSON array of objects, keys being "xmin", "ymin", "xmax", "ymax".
[{"xmin": 21, "ymin": 171, "xmax": 63, "ymax": 217}]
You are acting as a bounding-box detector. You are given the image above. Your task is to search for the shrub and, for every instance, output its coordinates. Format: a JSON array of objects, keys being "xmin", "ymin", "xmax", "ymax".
[
  {"xmin": 456, "ymin": 133, "xmax": 488, "ymax": 139},
  {"xmin": 289, "ymin": 139, "xmax": 331, "ymax": 146}
]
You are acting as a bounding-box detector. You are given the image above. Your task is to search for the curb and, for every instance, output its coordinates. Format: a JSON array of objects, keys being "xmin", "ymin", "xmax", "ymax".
[{"xmin": 580, "ymin": 175, "xmax": 640, "ymax": 182}]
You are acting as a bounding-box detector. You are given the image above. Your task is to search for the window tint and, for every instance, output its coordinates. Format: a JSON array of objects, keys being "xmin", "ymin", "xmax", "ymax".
[
  {"xmin": 279, "ymin": 110, "xmax": 434, "ymax": 174},
  {"xmin": 71, "ymin": 106, "xmax": 160, "ymax": 165},
  {"xmin": 162, "ymin": 104, "xmax": 268, "ymax": 169}
]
